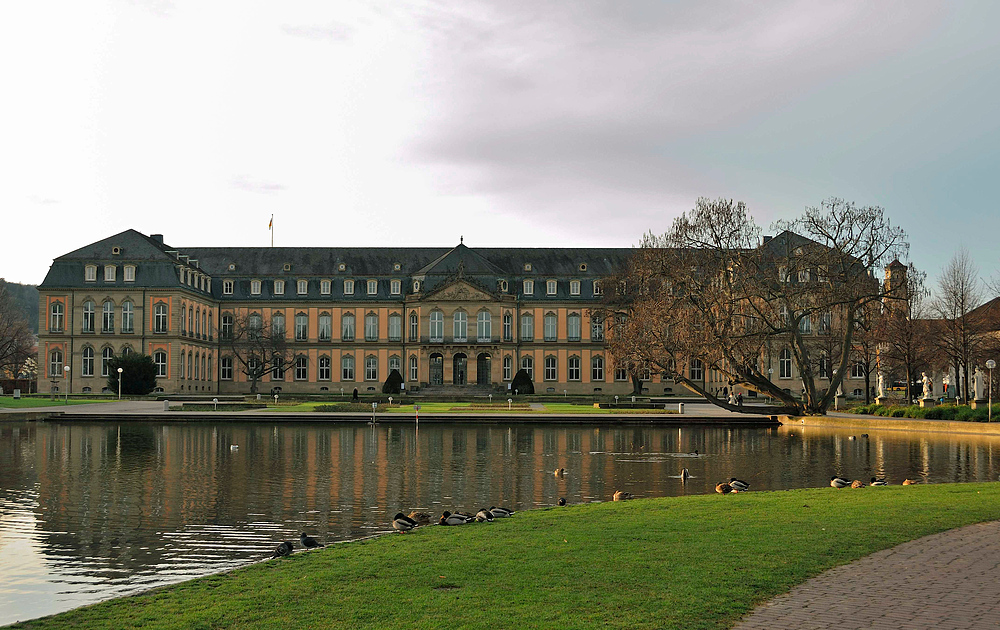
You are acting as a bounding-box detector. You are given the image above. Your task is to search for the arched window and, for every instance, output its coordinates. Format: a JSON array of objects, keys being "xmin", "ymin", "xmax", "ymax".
[
  {"xmin": 544, "ymin": 356, "xmax": 557, "ymax": 381},
  {"xmin": 779, "ymin": 349, "xmax": 792, "ymax": 378},
  {"xmin": 220, "ymin": 356, "xmax": 233, "ymax": 380},
  {"xmin": 207, "ymin": 312, "xmax": 213, "ymax": 339},
  {"xmin": 502, "ymin": 355, "xmax": 512, "ymax": 381},
  {"xmin": 102, "ymin": 300, "xmax": 115, "ymax": 333},
  {"xmin": 365, "ymin": 355, "xmax": 378, "ymax": 381},
  {"xmin": 365, "ymin": 312, "xmax": 379, "ymax": 341},
  {"xmin": 188, "ymin": 307, "xmax": 193, "ymax": 336},
  {"xmin": 851, "ymin": 360, "xmax": 865, "ymax": 379},
  {"xmin": 102, "ymin": 347, "xmax": 115, "ymax": 377},
  {"xmin": 429, "ymin": 311, "xmax": 444, "ymax": 342},
  {"xmin": 295, "ymin": 356, "xmax": 308, "ymax": 380},
  {"xmin": 154, "ymin": 303, "xmax": 168, "ymax": 333},
  {"xmin": 180, "ymin": 351, "xmax": 186, "ymax": 378},
  {"xmin": 271, "ymin": 356, "xmax": 285, "ymax": 380},
  {"xmin": 272, "ymin": 313, "xmax": 285, "ymax": 338},
  {"xmin": 50, "ymin": 302, "xmax": 64, "ymax": 332},
  {"xmin": 195, "ymin": 308, "xmax": 201, "ymax": 336},
  {"xmin": 502, "ymin": 311, "xmax": 513, "ymax": 342},
  {"xmin": 543, "ymin": 312, "xmax": 557, "ymax": 342},
  {"xmin": 221, "ymin": 314, "xmax": 234, "ymax": 339},
  {"xmin": 295, "ymin": 313, "xmax": 309, "ymax": 341},
  {"xmin": 342, "ymin": 313, "xmax": 356, "ymax": 341},
  {"xmin": 82, "ymin": 300, "xmax": 95, "ymax": 333},
  {"xmin": 206, "ymin": 356, "xmax": 211, "ymax": 381},
  {"xmin": 521, "ymin": 355, "xmax": 533, "ymax": 380},
  {"xmin": 318, "ymin": 356, "xmax": 331, "ymax": 381},
  {"xmin": 477, "ymin": 311, "xmax": 491, "ymax": 342},
  {"xmin": 319, "ymin": 313, "xmax": 332, "ymax": 341},
  {"xmin": 453, "ymin": 311, "xmax": 467, "ymax": 342},
  {"xmin": 82, "ymin": 347, "xmax": 94, "ymax": 376},
  {"xmin": 187, "ymin": 352, "xmax": 194, "ymax": 380},
  {"xmin": 389, "ymin": 313, "xmax": 402, "ymax": 342},
  {"xmin": 389, "ymin": 355, "xmax": 401, "ymax": 374},
  {"xmin": 194, "ymin": 352, "xmax": 200, "ymax": 380},
  {"xmin": 49, "ymin": 349, "xmax": 63, "ymax": 376},
  {"xmin": 568, "ymin": 356, "xmax": 581, "ymax": 380},
  {"xmin": 409, "ymin": 355, "xmax": 418, "ymax": 381},
  {"xmin": 153, "ymin": 351, "xmax": 167, "ymax": 377},
  {"xmin": 121, "ymin": 301, "xmax": 134, "ymax": 333},
  {"xmin": 591, "ymin": 314, "xmax": 605, "ymax": 341},
  {"xmin": 120, "ymin": 345, "xmax": 132, "ymax": 356},
  {"xmin": 592, "ymin": 355, "xmax": 604, "ymax": 381},
  {"xmin": 409, "ymin": 312, "xmax": 419, "ymax": 341},
  {"xmin": 689, "ymin": 358, "xmax": 704, "ymax": 381},
  {"xmin": 520, "ymin": 313, "xmax": 533, "ymax": 341},
  {"xmin": 799, "ymin": 314, "xmax": 811, "ymax": 334},
  {"xmin": 342, "ymin": 355, "xmax": 355, "ymax": 381},
  {"xmin": 567, "ymin": 313, "xmax": 581, "ymax": 342},
  {"xmin": 201, "ymin": 310, "xmax": 207, "ymax": 337}
]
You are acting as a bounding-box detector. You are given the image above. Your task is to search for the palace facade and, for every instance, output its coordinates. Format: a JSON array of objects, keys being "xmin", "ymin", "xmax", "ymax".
[{"xmin": 38, "ymin": 230, "xmax": 657, "ymax": 395}]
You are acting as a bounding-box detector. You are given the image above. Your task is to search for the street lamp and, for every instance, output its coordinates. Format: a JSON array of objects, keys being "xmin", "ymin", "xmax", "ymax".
[
  {"xmin": 63, "ymin": 365, "xmax": 70, "ymax": 404},
  {"xmin": 988, "ymin": 360, "xmax": 996, "ymax": 422},
  {"xmin": 117, "ymin": 367, "xmax": 123, "ymax": 400}
]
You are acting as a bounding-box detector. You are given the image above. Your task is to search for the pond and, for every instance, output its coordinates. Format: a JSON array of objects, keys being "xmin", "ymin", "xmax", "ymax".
[{"xmin": 2, "ymin": 418, "xmax": 999, "ymax": 625}]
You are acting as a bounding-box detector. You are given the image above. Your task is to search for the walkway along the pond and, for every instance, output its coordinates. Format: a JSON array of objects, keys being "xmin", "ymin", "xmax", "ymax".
[{"xmin": 735, "ymin": 520, "xmax": 1000, "ymax": 629}]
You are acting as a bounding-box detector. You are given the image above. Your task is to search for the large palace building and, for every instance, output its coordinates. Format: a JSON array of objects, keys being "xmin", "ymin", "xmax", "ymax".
[{"xmin": 38, "ymin": 230, "xmax": 655, "ymax": 396}]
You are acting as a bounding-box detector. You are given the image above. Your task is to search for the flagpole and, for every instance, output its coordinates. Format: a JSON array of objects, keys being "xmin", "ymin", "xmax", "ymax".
[{"xmin": 270, "ymin": 214, "xmax": 273, "ymax": 247}]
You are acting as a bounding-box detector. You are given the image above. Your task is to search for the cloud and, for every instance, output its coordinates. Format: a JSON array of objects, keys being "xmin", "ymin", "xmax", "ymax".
[
  {"xmin": 231, "ymin": 175, "xmax": 288, "ymax": 194},
  {"xmin": 128, "ymin": 0, "xmax": 174, "ymax": 17},
  {"xmin": 281, "ymin": 22, "xmax": 354, "ymax": 42},
  {"xmin": 28, "ymin": 195, "xmax": 59, "ymax": 205}
]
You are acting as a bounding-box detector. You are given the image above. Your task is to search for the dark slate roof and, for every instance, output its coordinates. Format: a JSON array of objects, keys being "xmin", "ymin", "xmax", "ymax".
[
  {"xmin": 40, "ymin": 230, "xmax": 188, "ymax": 290},
  {"xmin": 415, "ymin": 243, "xmax": 506, "ymax": 276}
]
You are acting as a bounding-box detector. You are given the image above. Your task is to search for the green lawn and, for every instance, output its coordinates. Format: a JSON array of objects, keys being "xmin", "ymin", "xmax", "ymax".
[
  {"xmin": 0, "ymin": 397, "xmax": 111, "ymax": 408},
  {"xmin": 13, "ymin": 483, "xmax": 1000, "ymax": 629}
]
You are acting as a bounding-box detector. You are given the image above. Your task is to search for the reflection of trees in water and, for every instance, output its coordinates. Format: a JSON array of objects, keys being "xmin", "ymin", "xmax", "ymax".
[{"xmin": 6, "ymin": 420, "xmax": 1000, "ymax": 615}]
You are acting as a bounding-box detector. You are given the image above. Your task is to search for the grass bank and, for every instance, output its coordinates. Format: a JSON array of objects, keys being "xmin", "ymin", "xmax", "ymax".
[
  {"xmin": 12, "ymin": 483, "xmax": 1000, "ymax": 630},
  {"xmin": 0, "ymin": 397, "xmax": 110, "ymax": 409},
  {"xmin": 851, "ymin": 402, "xmax": 1000, "ymax": 422}
]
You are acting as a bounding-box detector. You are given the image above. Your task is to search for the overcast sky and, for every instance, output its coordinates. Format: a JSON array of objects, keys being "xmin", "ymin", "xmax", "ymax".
[{"xmin": 2, "ymin": 1, "xmax": 998, "ymax": 288}]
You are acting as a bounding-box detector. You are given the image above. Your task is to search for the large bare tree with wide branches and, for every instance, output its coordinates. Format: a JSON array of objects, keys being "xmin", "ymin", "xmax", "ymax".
[
  {"xmin": 0, "ymin": 279, "xmax": 35, "ymax": 381},
  {"xmin": 603, "ymin": 198, "xmax": 908, "ymax": 415},
  {"xmin": 220, "ymin": 310, "xmax": 291, "ymax": 394}
]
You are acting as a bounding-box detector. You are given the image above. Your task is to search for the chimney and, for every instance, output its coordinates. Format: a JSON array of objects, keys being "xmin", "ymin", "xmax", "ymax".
[
  {"xmin": 762, "ymin": 235, "xmax": 772, "ymax": 243},
  {"xmin": 150, "ymin": 234, "xmax": 164, "ymax": 244}
]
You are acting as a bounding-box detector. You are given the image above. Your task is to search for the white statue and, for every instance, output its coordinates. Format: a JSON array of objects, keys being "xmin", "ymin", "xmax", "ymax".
[
  {"xmin": 973, "ymin": 367, "xmax": 985, "ymax": 400},
  {"xmin": 921, "ymin": 372, "xmax": 932, "ymax": 399},
  {"xmin": 877, "ymin": 371, "xmax": 886, "ymax": 398}
]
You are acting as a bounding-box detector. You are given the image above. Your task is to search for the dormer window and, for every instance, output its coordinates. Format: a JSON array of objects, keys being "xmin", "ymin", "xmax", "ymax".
[
  {"xmin": 85, "ymin": 265, "xmax": 97, "ymax": 282},
  {"xmin": 579, "ymin": 263, "xmax": 588, "ymax": 272},
  {"xmin": 250, "ymin": 280, "xmax": 261, "ymax": 295},
  {"xmin": 320, "ymin": 280, "xmax": 331, "ymax": 295},
  {"xmin": 523, "ymin": 279, "xmax": 534, "ymax": 295},
  {"xmin": 393, "ymin": 263, "xmax": 401, "ymax": 271},
  {"xmin": 338, "ymin": 263, "xmax": 347, "ymax": 272},
  {"xmin": 112, "ymin": 246, "xmax": 121, "ymax": 255},
  {"xmin": 390, "ymin": 279, "xmax": 401, "ymax": 295},
  {"xmin": 283, "ymin": 263, "xmax": 292, "ymax": 272},
  {"xmin": 570, "ymin": 280, "xmax": 580, "ymax": 295},
  {"xmin": 223, "ymin": 280, "xmax": 234, "ymax": 295},
  {"xmin": 104, "ymin": 265, "xmax": 116, "ymax": 281},
  {"xmin": 413, "ymin": 280, "xmax": 421, "ymax": 293},
  {"xmin": 274, "ymin": 280, "xmax": 285, "ymax": 295},
  {"xmin": 367, "ymin": 279, "xmax": 378, "ymax": 295},
  {"xmin": 297, "ymin": 279, "xmax": 308, "ymax": 295},
  {"xmin": 546, "ymin": 280, "xmax": 557, "ymax": 295},
  {"xmin": 593, "ymin": 280, "xmax": 603, "ymax": 296},
  {"xmin": 124, "ymin": 265, "xmax": 136, "ymax": 282},
  {"xmin": 523, "ymin": 263, "xmax": 532, "ymax": 272},
  {"xmin": 344, "ymin": 279, "xmax": 355, "ymax": 295},
  {"xmin": 499, "ymin": 279, "xmax": 508, "ymax": 293}
]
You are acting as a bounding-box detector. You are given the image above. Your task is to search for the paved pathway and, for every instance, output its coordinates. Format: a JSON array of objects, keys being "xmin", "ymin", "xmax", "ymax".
[{"xmin": 735, "ymin": 520, "xmax": 1000, "ymax": 629}]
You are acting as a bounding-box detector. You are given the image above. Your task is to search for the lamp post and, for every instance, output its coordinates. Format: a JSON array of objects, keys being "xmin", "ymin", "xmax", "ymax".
[
  {"xmin": 117, "ymin": 367, "xmax": 123, "ymax": 400},
  {"xmin": 988, "ymin": 360, "xmax": 996, "ymax": 422},
  {"xmin": 63, "ymin": 365, "xmax": 70, "ymax": 404}
]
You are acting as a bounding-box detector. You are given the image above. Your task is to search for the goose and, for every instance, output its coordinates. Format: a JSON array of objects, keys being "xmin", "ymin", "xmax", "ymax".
[
  {"xmin": 851, "ymin": 479, "xmax": 865, "ymax": 488},
  {"xmin": 830, "ymin": 476, "xmax": 851, "ymax": 488},
  {"xmin": 475, "ymin": 509, "xmax": 494, "ymax": 522},
  {"xmin": 300, "ymin": 532, "xmax": 324, "ymax": 548},
  {"xmin": 489, "ymin": 506, "xmax": 514, "ymax": 517},
  {"xmin": 870, "ymin": 477, "xmax": 888, "ymax": 486},
  {"xmin": 613, "ymin": 490, "xmax": 634, "ymax": 501},
  {"xmin": 272, "ymin": 541, "xmax": 294, "ymax": 558},
  {"xmin": 902, "ymin": 478, "xmax": 919, "ymax": 485},
  {"xmin": 439, "ymin": 511, "xmax": 472, "ymax": 526},
  {"xmin": 715, "ymin": 482, "xmax": 732, "ymax": 494},
  {"xmin": 393, "ymin": 512, "xmax": 418, "ymax": 533},
  {"xmin": 557, "ymin": 497, "xmax": 566, "ymax": 506},
  {"xmin": 729, "ymin": 478, "xmax": 749, "ymax": 492},
  {"xmin": 407, "ymin": 511, "xmax": 432, "ymax": 525}
]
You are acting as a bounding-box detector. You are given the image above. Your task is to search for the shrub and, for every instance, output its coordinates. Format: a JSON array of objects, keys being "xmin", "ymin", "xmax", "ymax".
[
  {"xmin": 106, "ymin": 353, "xmax": 158, "ymax": 395},
  {"xmin": 382, "ymin": 369, "xmax": 403, "ymax": 394},
  {"xmin": 511, "ymin": 369, "xmax": 534, "ymax": 395}
]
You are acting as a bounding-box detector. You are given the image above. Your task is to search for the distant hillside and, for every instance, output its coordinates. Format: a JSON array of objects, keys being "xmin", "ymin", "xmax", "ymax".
[{"xmin": 1, "ymin": 280, "xmax": 39, "ymax": 334}]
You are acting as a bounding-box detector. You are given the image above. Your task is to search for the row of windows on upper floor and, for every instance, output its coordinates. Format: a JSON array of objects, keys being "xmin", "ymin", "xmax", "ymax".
[
  {"xmin": 225, "ymin": 311, "xmax": 607, "ymax": 343},
  {"xmin": 48, "ymin": 301, "xmax": 172, "ymax": 334},
  {"xmin": 224, "ymin": 278, "xmax": 606, "ymax": 297},
  {"xmin": 82, "ymin": 264, "xmax": 212, "ymax": 293}
]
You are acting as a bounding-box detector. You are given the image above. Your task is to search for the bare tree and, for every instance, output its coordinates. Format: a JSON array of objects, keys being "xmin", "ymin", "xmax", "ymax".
[
  {"xmin": 604, "ymin": 197, "xmax": 907, "ymax": 415},
  {"xmin": 0, "ymin": 279, "xmax": 35, "ymax": 381},
  {"xmin": 220, "ymin": 311, "xmax": 290, "ymax": 394},
  {"xmin": 933, "ymin": 249, "xmax": 985, "ymax": 402},
  {"xmin": 878, "ymin": 263, "xmax": 932, "ymax": 403}
]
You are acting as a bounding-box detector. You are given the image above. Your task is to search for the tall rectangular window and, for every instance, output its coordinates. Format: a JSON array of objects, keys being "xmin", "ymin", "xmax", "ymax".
[
  {"xmin": 365, "ymin": 356, "xmax": 378, "ymax": 380},
  {"xmin": 520, "ymin": 313, "xmax": 533, "ymax": 341},
  {"xmin": 318, "ymin": 357, "xmax": 331, "ymax": 381},
  {"xmin": 342, "ymin": 355, "xmax": 355, "ymax": 381},
  {"xmin": 544, "ymin": 356, "xmax": 557, "ymax": 381},
  {"xmin": 319, "ymin": 314, "xmax": 332, "ymax": 341},
  {"xmin": 102, "ymin": 301, "xmax": 115, "ymax": 333},
  {"xmin": 567, "ymin": 313, "xmax": 581, "ymax": 341},
  {"xmin": 154, "ymin": 304, "xmax": 168, "ymax": 332},
  {"xmin": 342, "ymin": 314, "xmax": 355, "ymax": 341},
  {"xmin": 591, "ymin": 315, "xmax": 604, "ymax": 341},
  {"xmin": 121, "ymin": 301, "xmax": 134, "ymax": 333},
  {"xmin": 295, "ymin": 314, "xmax": 308, "ymax": 341},
  {"xmin": 220, "ymin": 356, "xmax": 233, "ymax": 380},
  {"xmin": 503, "ymin": 356, "xmax": 512, "ymax": 381},
  {"xmin": 409, "ymin": 356, "xmax": 418, "ymax": 381},
  {"xmin": 543, "ymin": 313, "xmax": 557, "ymax": 342},
  {"xmin": 389, "ymin": 314, "xmax": 402, "ymax": 342},
  {"xmin": 365, "ymin": 313, "xmax": 378, "ymax": 341},
  {"xmin": 429, "ymin": 311, "xmax": 443, "ymax": 342},
  {"xmin": 82, "ymin": 301, "xmax": 95, "ymax": 333},
  {"xmin": 503, "ymin": 312, "xmax": 512, "ymax": 342},
  {"xmin": 409, "ymin": 312, "xmax": 419, "ymax": 341}
]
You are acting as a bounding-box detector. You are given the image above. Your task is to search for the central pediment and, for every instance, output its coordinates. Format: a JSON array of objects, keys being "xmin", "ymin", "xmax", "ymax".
[{"xmin": 423, "ymin": 279, "xmax": 496, "ymax": 302}]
